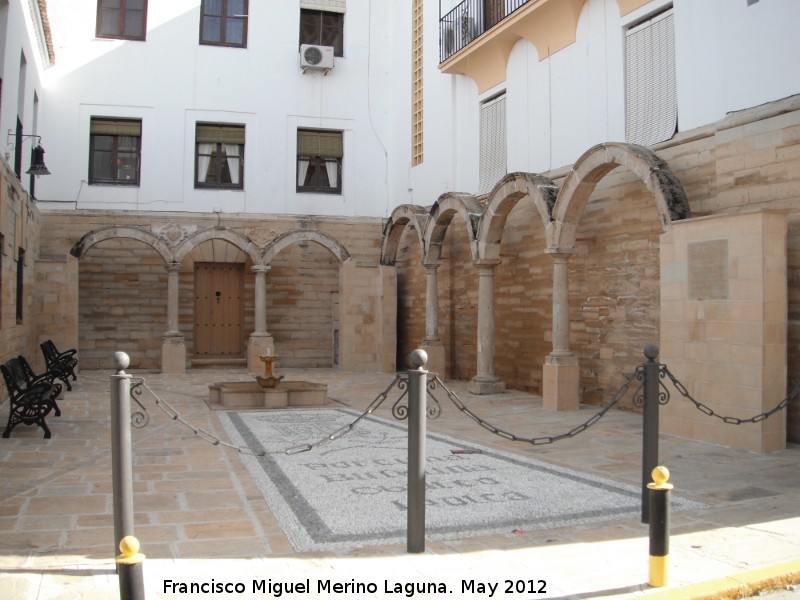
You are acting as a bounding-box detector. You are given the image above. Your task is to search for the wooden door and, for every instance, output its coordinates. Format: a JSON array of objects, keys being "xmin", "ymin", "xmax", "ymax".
[
  {"xmin": 194, "ymin": 263, "xmax": 244, "ymax": 357},
  {"xmin": 484, "ymin": 0, "xmax": 505, "ymax": 29}
]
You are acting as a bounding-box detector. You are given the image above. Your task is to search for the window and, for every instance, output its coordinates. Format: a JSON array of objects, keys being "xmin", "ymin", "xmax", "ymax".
[
  {"xmin": 477, "ymin": 93, "xmax": 506, "ymax": 194},
  {"xmin": 299, "ymin": 9, "xmax": 344, "ymax": 57},
  {"xmin": 297, "ymin": 129, "xmax": 342, "ymax": 194},
  {"xmin": 16, "ymin": 248, "xmax": 24, "ymax": 324},
  {"xmin": 96, "ymin": 0, "xmax": 147, "ymax": 41},
  {"xmin": 196, "ymin": 123, "xmax": 244, "ymax": 189},
  {"xmin": 89, "ymin": 118, "xmax": 142, "ymax": 185},
  {"xmin": 625, "ymin": 7, "xmax": 676, "ymax": 146},
  {"xmin": 200, "ymin": 0, "xmax": 248, "ymax": 47}
]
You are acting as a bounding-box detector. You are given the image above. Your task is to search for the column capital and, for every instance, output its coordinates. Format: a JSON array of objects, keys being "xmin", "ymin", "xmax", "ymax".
[
  {"xmin": 544, "ymin": 247, "xmax": 577, "ymax": 256},
  {"xmin": 473, "ymin": 259, "xmax": 501, "ymax": 269},
  {"xmin": 252, "ymin": 264, "xmax": 271, "ymax": 274},
  {"xmin": 164, "ymin": 262, "xmax": 182, "ymax": 272},
  {"xmin": 422, "ymin": 260, "xmax": 442, "ymax": 270}
]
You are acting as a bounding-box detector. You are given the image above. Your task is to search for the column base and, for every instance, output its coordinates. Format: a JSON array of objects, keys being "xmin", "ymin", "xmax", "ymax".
[
  {"xmin": 542, "ymin": 355, "xmax": 580, "ymax": 410},
  {"xmin": 161, "ymin": 334, "xmax": 186, "ymax": 374},
  {"xmin": 468, "ymin": 376, "xmax": 506, "ymax": 395},
  {"xmin": 248, "ymin": 334, "xmax": 275, "ymax": 375},
  {"xmin": 420, "ymin": 341, "xmax": 445, "ymax": 377}
]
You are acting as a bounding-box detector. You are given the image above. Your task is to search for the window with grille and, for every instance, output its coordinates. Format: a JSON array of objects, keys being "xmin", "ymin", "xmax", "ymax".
[
  {"xmin": 89, "ymin": 118, "xmax": 142, "ymax": 185},
  {"xmin": 625, "ymin": 7, "xmax": 677, "ymax": 146},
  {"xmin": 478, "ymin": 93, "xmax": 507, "ymax": 195},
  {"xmin": 200, "ymin": 0, "xmax": 248, "ymax": 47},
  {"xmin": 195, "ymin": 123, "xmax": 245, "ymax": 189},
  {"xmin": 299, "ymin": 9, "xmax": 344, "ymax": 57},
  {"xmin": 96, "ymin": 0, "xmax": 147, "ymax": 41},
  {"xmin": 297, "ymin": 129, "xmax": 343, "ymax": 194}
]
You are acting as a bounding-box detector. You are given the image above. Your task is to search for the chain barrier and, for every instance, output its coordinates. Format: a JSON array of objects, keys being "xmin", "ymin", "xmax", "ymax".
[
  {"xmin": 431, "ymin": 370, "xmax": 640, "ymax": 445},
  {"xmin": 128, "ymin": 374, "xmax": 408, "ymax": 456},
  {"xmin": 662, "ymin": 366, "xmax": 799, "ymax": 425}
]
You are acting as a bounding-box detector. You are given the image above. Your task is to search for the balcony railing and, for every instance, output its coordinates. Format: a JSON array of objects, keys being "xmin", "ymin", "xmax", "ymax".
[{"xmin": 440, "ymin": 0, "xmax": 532, "ymax": 63}]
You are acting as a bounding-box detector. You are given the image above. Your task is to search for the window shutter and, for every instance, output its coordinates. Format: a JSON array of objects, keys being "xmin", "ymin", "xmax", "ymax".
[
  {"xmin": 91, "ymin": 118, "xmax": 141, "ymax": 136},
  {"xmin": 478, "ymin": 93, "xmax": 507, "ymax": 195},
  {"xmin": 298, "ymin": 130, "xmax": 343, "ymax": 158},
  {"xmin": 299, "ymin": 0, "xmax": 345, "ymax": 14},
  {"xmin": 196, "ymin": 123, "xmax": 245, "ymax": 144},
  {"xmin": 625, "ymin": 8, "xmax": 676, "ymax": 146}
]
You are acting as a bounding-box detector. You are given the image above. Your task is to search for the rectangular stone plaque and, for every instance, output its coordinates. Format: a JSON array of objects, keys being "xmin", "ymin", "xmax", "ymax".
[{"xmin": 688, "ymin": 239, "xmax": 729, "ymax": 300}]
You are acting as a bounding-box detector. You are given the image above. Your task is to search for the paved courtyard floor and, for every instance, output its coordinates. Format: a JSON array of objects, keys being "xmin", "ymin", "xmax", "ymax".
[{"xmin": 1, "ymin": 366, "xmax": 799, "ymax": 599}]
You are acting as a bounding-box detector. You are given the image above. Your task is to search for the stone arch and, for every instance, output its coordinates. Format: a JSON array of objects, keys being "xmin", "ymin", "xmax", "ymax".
[
  {"xmin": 477, "ymin": 172, "xmax": 558, "ymax": 261},
  {"xmin": 380, "ymin": 204, "xmax": 428, "ymax": 266},
  {"xmin": 70, "ymin": 225, "xmax": 173, "ymax": 263},
  {"xmin": 262, "ymin": 229, "xmax": 351, "ymax": 264},
  {"xmin": 423, "ymin": 192, "xmax": 484, "ymax": 264},
  {"xmin": 174, "ymin": 227, "xmax": 260, "ymax": 265},
  {"xmin": 549, "ymin": 142, "xmax": 690, "ymax": 249}
]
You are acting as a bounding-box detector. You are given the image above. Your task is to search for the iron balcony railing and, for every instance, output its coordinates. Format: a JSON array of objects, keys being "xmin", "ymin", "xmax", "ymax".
[{"xmin": 440, "ymin": 0, "xmax": 533, "ymax": 63}]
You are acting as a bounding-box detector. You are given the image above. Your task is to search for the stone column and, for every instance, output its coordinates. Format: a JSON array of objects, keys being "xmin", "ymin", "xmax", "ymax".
[
  {"xmin": 468, "ymin": 260, "xmax": 505, "ymax": 395},
  {"xmin": 543, "ymin": 250, "xmax": 579, "ymax": 410},
  {"xmin": 161, "ymin": 262, "xmax": 186, "ymax": 374},
  {"xmin": 247, "ymin": 265, "xmax": 275, "ymax": 373},
  {"xmin": 420, "ymin": 261, "xmax": 445, "ymax": 376}
]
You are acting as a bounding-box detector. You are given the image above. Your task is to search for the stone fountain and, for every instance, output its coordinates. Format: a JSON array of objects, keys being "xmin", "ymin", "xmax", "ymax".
[{"xmin": 208, "ymin": 354, "xmax": 328, "ymax": 409}]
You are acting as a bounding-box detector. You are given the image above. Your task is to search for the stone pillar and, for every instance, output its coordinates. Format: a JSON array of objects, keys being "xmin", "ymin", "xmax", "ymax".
[
  {"xmin": 161, "ymin": 262, "xmax": 186, "ymax": 374},
  {"xmin": 248, "ymin": 265, "xmax": 274, "ymax": 374},
  {"xmin": 543, "ymin": 250, "xmax": 579, "ymax": 410},
  {"xmin": 468, "ymin": 260, "xmax": 505, "ymax": 395},
  {"xmin": 420, "ymin": 261, "xmax": 445, "ymax": 376}
]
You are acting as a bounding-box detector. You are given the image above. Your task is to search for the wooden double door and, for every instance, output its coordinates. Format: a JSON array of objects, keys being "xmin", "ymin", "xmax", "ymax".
[{"xmin": 194, "ymin": 263, "xmax": 244, "ymax": 357}]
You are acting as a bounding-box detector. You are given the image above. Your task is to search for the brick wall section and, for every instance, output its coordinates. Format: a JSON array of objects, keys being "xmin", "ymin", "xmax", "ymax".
[
  {"xmin": 38, "ymin": 212, "xmax": 384, "ymax": 372},
  {"xmin": 395, "ymin": 97, "xmax": 800, "ymax": 442},
  {"xmin": 0, "ymin": 159, "xmax": 43, "ymax": 390}
]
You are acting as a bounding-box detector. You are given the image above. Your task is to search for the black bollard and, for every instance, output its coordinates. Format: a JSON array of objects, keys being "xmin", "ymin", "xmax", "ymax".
[
  {"xmin": 647, "ymin": 466, "xmax": 672, "ymax": 587},
  {"xmin": 641, "ymin": 344, "xmax": 660, "ymax": 523},
  {"xmin": 117, "ymin": 535, "xmax": 146, "ymax": 600}
]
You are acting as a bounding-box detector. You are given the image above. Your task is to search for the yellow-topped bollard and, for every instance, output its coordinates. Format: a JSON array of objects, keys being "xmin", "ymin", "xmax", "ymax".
[
  {"xmin": 116, "ymin": 535, "xmax": 146, "ymax": 599},
  {"xmin": 117, "ymin": 535, "xmax": 146, "ymax": 565},
  {"xmin": 647, "ymin": 466, "xmax": 673, "ymax": 587}
]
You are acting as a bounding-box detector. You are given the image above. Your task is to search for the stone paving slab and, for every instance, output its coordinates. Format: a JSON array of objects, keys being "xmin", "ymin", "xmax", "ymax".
[{"xmin": 0, "ymin": 367, "xmax": 798, "ymax": 599}]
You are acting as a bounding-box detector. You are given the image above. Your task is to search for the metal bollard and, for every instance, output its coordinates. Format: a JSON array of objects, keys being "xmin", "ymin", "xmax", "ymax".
[
  {"xmin": 641, "ymin": 344, "xmax": 660, "ymax": 523},
  {"xmin": 116, "ymin": 535, "xmax": 146, "ymax": 600},
  {"xmin": 407, "ymin": 349, "xmax": 428, "ymax": 554},
  {"xmin": 647, "ymin": 466, "xmax": 672, "ymax": 588},
  {"xmin": 111, "ymin": 352, "xmax": 135, "ymax": 554}
]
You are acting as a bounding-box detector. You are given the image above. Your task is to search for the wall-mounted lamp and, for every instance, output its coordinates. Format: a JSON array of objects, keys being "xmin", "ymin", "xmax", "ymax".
[{"xmin": 6, "ymin": 130, "xmax": 51, "ymax": 175}]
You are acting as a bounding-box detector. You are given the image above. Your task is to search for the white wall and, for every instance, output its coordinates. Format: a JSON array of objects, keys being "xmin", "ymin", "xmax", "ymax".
[
  {"xmin": 0, "ymin": 0, "xmax": 48, "ymax": 176},
  {"xmin": 34, "ymin": 0, "xmax": 396, "ymax": 217},
  {"xmin": 409, "ymin": 0, "xmax": 800, "ymax": 202}
]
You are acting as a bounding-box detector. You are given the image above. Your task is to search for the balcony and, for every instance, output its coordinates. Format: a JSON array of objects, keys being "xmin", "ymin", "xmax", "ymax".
[{"xmin": 438, "ymin": 0, "xmax": 590, "ymax": 93}]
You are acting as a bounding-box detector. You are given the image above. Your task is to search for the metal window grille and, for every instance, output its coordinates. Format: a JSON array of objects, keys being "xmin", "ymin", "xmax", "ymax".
[{"xmin": 412, "ymin": 0, "xmax": 424, "ymax": 166}]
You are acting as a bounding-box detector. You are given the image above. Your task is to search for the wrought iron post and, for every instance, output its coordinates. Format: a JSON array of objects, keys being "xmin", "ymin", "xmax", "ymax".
[
  {"xmin": 111, "ymin": 351, "xmax": 145, "ymax": 598},
  {"xmin": 641, "ymin": 344, "xmax": 660, "ymax": 524},
  {"xmin": 111, "ymin": 351, "xmax": 135, "ymax": 551},
  {"xmin": 407, "ymin": 349, "xmax": 428, "ymax": 553}
]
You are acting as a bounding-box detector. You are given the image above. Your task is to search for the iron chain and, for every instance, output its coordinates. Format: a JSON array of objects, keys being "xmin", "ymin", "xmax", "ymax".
[
  {"xmin": 431, "ymin": 370, "xmax": 639, "ymax": 446},
  {"xmin": 662, "ymin": 367, "xmax": 798, "ymax": 425}
]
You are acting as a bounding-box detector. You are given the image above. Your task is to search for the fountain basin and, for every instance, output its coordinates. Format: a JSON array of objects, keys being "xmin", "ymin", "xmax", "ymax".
[{"xmin": 208, "ymin": 381, "xmax": 328, "ymax": 409}]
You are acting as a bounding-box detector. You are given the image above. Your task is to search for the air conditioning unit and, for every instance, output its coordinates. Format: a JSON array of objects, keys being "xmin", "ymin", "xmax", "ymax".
[{"xmin": 300, "ymin": 44, "xmax": 334, "ymax": 71}]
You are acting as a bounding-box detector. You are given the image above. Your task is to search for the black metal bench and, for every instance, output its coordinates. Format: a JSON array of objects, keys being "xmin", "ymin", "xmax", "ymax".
[
  {"xmin": 1, "ymin": 357, "xmax": 62, "ymax": 439},
  {"xmin": 40, "ymin": 340, "xmax": 78, "ymax": 391}
]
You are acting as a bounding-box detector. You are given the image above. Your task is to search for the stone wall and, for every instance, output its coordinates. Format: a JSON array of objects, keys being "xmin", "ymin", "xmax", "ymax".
[
  {"xmin": 38, "ymin": 211, "xmax": 385, "ymax": 373},
  {"xmin": 0, "ymin": 158, "xmax": 44, "ymax": 385},
  {"xmin": 395, "ymin": 95, "xmax": 800, "ymax": 443}
]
